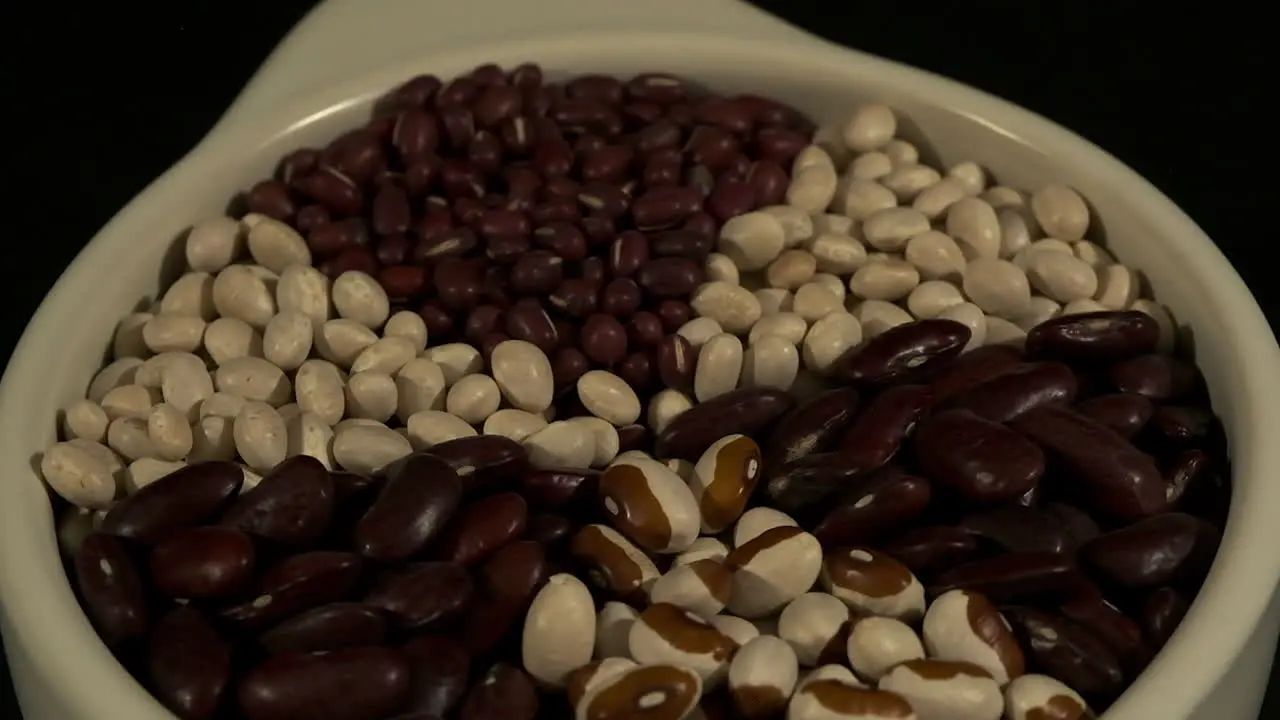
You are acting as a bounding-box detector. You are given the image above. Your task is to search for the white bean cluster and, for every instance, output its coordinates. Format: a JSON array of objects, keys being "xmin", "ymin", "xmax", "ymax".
[
  {"xmin": 42, "ymin": 213, "xmax": 647, "ymax": 521},
  {"xmin": 658, "ymin": 104, "xmax": 1178, "ymax": 420}
]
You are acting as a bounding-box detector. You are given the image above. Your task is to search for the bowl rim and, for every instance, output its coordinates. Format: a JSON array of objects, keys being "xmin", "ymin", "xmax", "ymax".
[{"xmin": 2, "ymin": 29, "xmax": 1279, "ymax": 720}]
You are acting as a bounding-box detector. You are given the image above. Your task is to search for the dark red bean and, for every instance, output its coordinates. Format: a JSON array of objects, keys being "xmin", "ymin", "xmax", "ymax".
[
  {"xmin": 393, "ymin": 109, "xmax": 442, "ymax": 157},
  {"xmin": 655, "ymin": 389, "xmax": 795, "ymax": 461},
  {"xmin": 485, "ymin": 235, "xmax": 532, "ymax": 264},
  {"xmin": 459, "ymin": 542, "xmax": 549, "ymax": 655},
  {"xmin": 294, "ymin": 205, "xmax": 331, "ymax": 235},
  {"xmin": 150, "ymin": 526, "xmax": 255, "ymax": 600},
  {"xmin": 508, "ymin": 251, "xmax": 564, "ymax": 295},
  {"xmin": 371, "ymin": 185, "xmax": 412, "ymax": 237},
  {"xmin": 434, "ymin": 258, "xmax": 485, "ymax": 310},
  {"xmin": 1026, "ymin": 311, "xmax": 1160, "ymax": 365},
  {"xmin": 1140, "ymin": 586, "xmax": 1190, "ymax": 650},
  {"xmin": 1002, "ymin": 607, "xmax": 1125, "ymax": 700},
  {"xmin": 278, "ymin": 148, "xmax": 321, "ymax": 183},
  {"xmin": 246, "ymin": 180, "xmax": 296, "ymax": 221},
  {"xmin": 755, "ymin": 127, "xmax": 810, "ymax": 166},
  {"xmin": 879, "ymin": 526, "xmax": 982, "ymax": 578},
  {"xmin": 763, "ymin": 388, "xmax": 862, "ymax": 468},
  {"xmin": 813, "ymin": 468, "xmax": 932, "ymax": 546},
  {"xmin": 74, "ymin": 532, "xmax": 149, "ymax": 645},
  {"xmin": 218, "ymin": 456, "xmax": 334, "ymax": 548},
  {"xmin": 297, "ymin": 166, "xmax": 364, "ymax": 216},
  {"xmin": 429, "ymin": 435, "xmax": 529, "ymax": 491},
  {"xmin": 927, "ymin": 344, "xmax": 1023, "ymax": 401},
  {"xmin": 581, "ymin": 313, "xmax": 629, "ymax": 364},
  {"xmin": 915, "ymin": 409, "xmax": 1045, "ymax": 504},
  {"xmin": 528, "ymin": 514, "xmax": 574, "ymax": 547},
  {"xmin": 547, "ymin": 278, "xmax": 599, "ymax": 317},
  {"xmin": 631, "ymin": 187, "xmax": 703, "ymax": 230},
  {"xmin": 1059, "ymin": 596, "xmax": 1153, "ymax": 675},
  {"xmin": 1079, "ymin": 512, "xmax": 1220, "ymax": 589},
  {"xmin": 464, "ymin": 305, "xmax": 503, "ymax": 342},
  {"xmin": 607, "ymin": 231, "xmax": 650, "ymax": 277},
  {"xmin": 221, "ymin": 551, "xmax": 363, "ymax": 628},
  {"xmin": 459, "ymin": 664, "xmax": 538, "ymax": 720},
  {"xmin": 1148, "ymin": 405, "xmax": 1216, "ymax": 446},
  {"xmin": 551, "ymin": 347, "xmax": 592, "ymax": 393},
  {"xmin": 308, "ymin": 219, "xmax": 368, "ymax": 257},
  {"xmin": 600, "ymin": 278, "xmax": 643, "ymax": 317},
  {"xmin": 365, "ymin": 562, "xmax": 473, "ymax": 630},
  {"xmin": 648, "ymin": 229, "xmax": 715, "ymax": 259},
  {"xmin": 1074, "ymin": 393, "xmax": 1154, "ymax": 439},
  {"xmin": 355, "ymin": 454, "xmax": 463, "ymax": 561},
  {"xmin": 258, "ymin": 603, "xmax": 387, "ymax": 654},
  {"xmin": 635, "ymin": 257, "xmax": 705, "ymax": 298},
  {"xmin": 1012, "ymin": 405, "xmax": 1166, "ymax": 521},
  {"xmin": 706, "ymin": 180, "xmax": 757, "ymax": 222},
  {"xmin": 148, "ymin": 607, "xmax": 231, "ymax": 720},
  {"xmin": 656, "ymin": 300, "xmax": 693, "ymax": 331},
  {"xmin": 321, "ymin": 247, "xmax": 379, "ymax": 279},
  {"xmin": 419, "ymin": 301, "xmax": 456, "ymax": 337},
  {"xmin": 746, "ymin": 160, "xmax": 789, "ymax": 206},
  {"xmin": 402, "ymin": 635, "xmax": 470, "ymax": 716},
  {"xmin": 1110, "ymin": 354, "xmax": 1200, "ymax": 400},
  {"xmin": 943, "ymin": 362, "xmax": 1078, "ymax": 423},
  {"xmin": 838, "ymin": 385, "xmax": 933, "ymax": 473},
  {"xmin": 1164, "ymin": 449, "xmax": 1229, "ymax": 519},
  {"xmin": 520, "ymin": 468, "xmax": 600, "ymax": 510},
  {"xmin": 375, "ymin": 233, "xmax": 413, "ymax": 265},
  {"xmin": 931, "ymin": 552, "xmax": 1089, "ymax": 604},
  {"xmin": 838, "ymin": 319, "xmax": 971, "ymax": 387},
  {"xmin": 505, "ymin": 299, "xmax": 560, "ymax": 353},
  {"xmin": 762, "ymin": 452, "xmax": 863, "ymax": 514},
  {"xmin": 437, "ymin": 492, "xmax": 529, "ymax": 565},
  {"xmin": 654, "ymin": 334, "xmax": 696, "ymax": 391},
  {"xmin": 238, "ymin": 647, "xmax": 411, "ymax": 720},
  {"xmin": 627, "ymin": 311, "xmax": 665, "ymax": 348},
  {"xmin": 1042, "ymin": 502, "xmax": 1104, "ymax": 550},
  {"xmin": 960, "ymin": 505, "xmax": 1075, "ymax": 555},
  {"xmin": 615, "ymin": 352, "xmax": 654, "ymax": 392},
  {"xmin": 101, "ymin": 461, "xmax": 243, "ymax": 545},
  {"xmin": 533, "ymin": 223, "xmax": 588, "ymax": 260},
  {"xmin": 419, "ymin": 228, "xmax": 479, "ymax": 263}
]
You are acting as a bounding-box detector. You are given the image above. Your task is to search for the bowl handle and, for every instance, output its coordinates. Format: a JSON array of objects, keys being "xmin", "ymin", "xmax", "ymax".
[{"xmin": 215, "ymin": 0, "xmax": 820, "ymax": 134}]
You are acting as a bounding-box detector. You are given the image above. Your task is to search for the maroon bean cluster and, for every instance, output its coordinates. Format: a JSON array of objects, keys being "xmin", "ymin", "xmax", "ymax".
[
  {"xmin": 240, "ymin": 63, "xmax": 812, "ymax": 403},
  {"xmin": 71, "ymin": 437, "xmax": 612, "ymax": 720}
]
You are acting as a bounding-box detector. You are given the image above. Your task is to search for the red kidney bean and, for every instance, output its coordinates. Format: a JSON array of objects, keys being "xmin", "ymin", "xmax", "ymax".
[
  {"xmin": 1140, "ymin": 586, "xmax": 1189, "ymax": 650},
  {"xmin": 1164, "ymin": 450, "xmax": 1229, "ymax": 523},
  {"xmin": 552, "ymin": 347, "xmax": 592, "ymax": 392},
  {"xmin": 1059, "ymin": 596, "xmax": 1153, "ymax": 675},
  {"xmin": 927, "ymin": 344, "xmax": 1023, "ymax": 402},
  {"xmin": 355, "ymin": 453, "xmax": 463, "ymax": 561},
  {"xmin": 402, "ymin": 635, "xmax": 470, "ymax": 716},
  {"xmin": 706, "ymin": 180, "xmax": 757, "ymax": 221},
  {"xmin": 459, "ymin": 664, "xmax": 539, "ymax": 720},
  {"xmin": 238, "ymin": 647, "xmax": 411, "ymax": 720},
  {"xmin": 916, "ymin": 409, "xmax": 1045, "ymax": 504},
  {"xmin": 1026, "ymin": 310, "xmax": 1160, "ymax": 365},
  {"xmin": 744, "ymin": 160, "xmax": 787, "ymax": 206},
  {"xmin": 960, "ymin": 505, "xmax": 1074, "ymax": 555},
  {"xmin": 149, "ymin": 526, "xmax": 255, "ymax": 600},
  {"xmin": 246, "ymin": 180, "xmax": 295, "ymax": 220},
  {"xmin": 218, "ymin": 456, "xmax": 335, "ymax": 548},
  {"xmin": 365, "ymin": 562, "xmax": 473, "ymax": 630},
  {"xmin": 814, "ymin": 468, "xmax": 932, "ymax": 546},
  {"xmin": 1042, "ymin": 502, "xmax": 1103, "ymax": 550},
  {"xmin": 838, "ymin": 319, "xmax": 971, "ymax": 388},
  {"xmin": 762, "ymin": 452, "xmax": 863, "ymax": 514},
  {"xmin": 1148, "ymin": 405, "xmax": 1216, "ymax": 446},
  {"xmin": 101, "ymin": 461, "xmax": 243, "ymax": 545},
  {"xmin": 648, "ymin": 229, "xmax": 716, "ymax": 259},
  {"xmin": 221, "ymin": 551, "xmax": 363, "ymax": 628},
  {"xmin": 1002, "ymin": 607, "xmax": 1125, "ymax": 700},
  {"xmin": 1110, "ymin": 354, "xmax": 1200, "ymax": 400},
  {"xmin": 437, "ymin": 492, "xmax": 529, "ymax": 565},
  {"xmin": 635, "ymin": 256, "xmax": 705, "ymax": 298},
  {"xmin": 148, "ymin": 607, "xmax": 231, "ymax": 720},
  {"xmin": 1012, "ymin": 405, "xmax": 1166, "ymax": 520},
  {"xmin": 429, "ymin": 435, "xmax": 529, "ymax": 492},
  {"xmin": 655, "ymin": 388, "xmax": 795, "ymax": 461},
  {"xmin": 258, "ymin": 603, "xmax": 387, "ymax": 654},
  {"xmin": 460, "ymin": 542, "xmax": 549, "ymax": 655},
  {"xmin": 931, "ymin": 552, "xmax": 1090, "ymax": 604},
  {"xmin": 838, "ymin": 385, "xmax": 932, "ymax": 473},
  {"xmin": 75, "ymin": 532, "xmax": 149, "ymax": 645},
  {"xmin": 580, "ymin": 313, "xmax": 629, "ymax": 364},
  {"xmin": 943, "ymin": 362, "xmax": 1078, "ymax": 423},
  {"xmin": 765, "ymin": 387, "xmax": 861, "ymax": 468},
  {"xmin": 599, "ymin": 278, "xmax": 643, "ymax": 317},
  {"xmin": 520, "ymin": 468, "xmax": 599, "ymax": 510},
  {"xmin": 528, "ymin": 514, "xmax": 573, "ymax": 547},
  {"xmin": 1074, "ymin": 393, "xmax": 1154, "ymax": 439},
  {"xmin": 879, "ymin": 526, "xmax": 981, "ymax": 578},
  {"xmin": 1080, "ymin": 512, "xmax": 1220, "ymax": 589}
]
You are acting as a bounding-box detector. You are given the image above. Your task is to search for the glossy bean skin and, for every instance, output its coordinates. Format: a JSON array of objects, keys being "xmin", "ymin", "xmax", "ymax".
[
  {"xmin": 942, "ymin": 362, "xmax": 1077, "ymax": 423},
  {"xmin": 931, "ymin": 552, "xmax": 1091, "ymax": 604},
  {"xmin": 763, "ymin": 387, "xmax": 860, "ymax": 469},
  {"xmin": 258, "ymin": 603, "xmax": 387, "ymax": 654},
  {"xmin": 150, "ymin": 526, "xmax": 256, "ymax": 599},
  {"xmin": 960, "ymin": 505, "xmax": 1076, "ymax": 555},
  {"xmin": 879, "ymin": 526, "xmax": 981, "ymax": 579},
  {"xmin": 428, "ymin": 435, "xmax": 529, "ymax": 493},
  {"xmin": 1012, "ymin": 406, "xmax": 1166, "ymax": 521},
  {"xmin": 837, "ymin": 385, "xmax": 932, "ymax": 473},
  {"xmin": 1042, "ymin": 503, "xmax": 1103, "ymax": 548},
  {"xmin": 1025, "ymin": 311, "xmax": 1159, "ymax": 365},
  {"xmin": 402, "ymin": 635, "xmax": 470, "ymax": 716},
  {"xmin": 74, "ymin": 532, "xmax": 149, "ymax": 645},
  {"xmin": 1164, "ymin": 450, "xmax": 1230, "ymax": 525},
  {"xmin": 916, "ymin": 409, "xmax": 1045, "ymax": 504},
  {"xmin": 927, "ymin": 344, "xmax": 1023, "ymax": 402},
  {"xmin": 527, "ymin": 514, "xmax": 573, "ymax": 548},
  {"xmin": 837, "ymin": 319, "xmax": 970, "ymax": 387},
  {"xmin": 365, "ymin": 562, "xmax": 473, "ymax": 630},
  {"xmin": 355, "ymin": 454, "xmax": 463, "ymax": 561},
  {"xmin": 519, "ymin": 468, "xmax": 599, "ymax": 511},
  {"xmin": 813, "ymin": 468, "xmax": 932, "ymax": 546},
  {"xmin": 1059, "ymin": 596, "xmax": 1153, "ymax": 675},
  {"xmin": 221, "ymin": 552, "xmax": 363, "ymax": 629},
  {"xmin": 761, "ymin": 452, "xmax": 863, "ymax": 515},
  {"xmin": 1074, "ymin": 393, "xmax": 1154, "ymax": 439},
  {"xmin": 238, "ymin": 647, "xmax": 411, "ymax": 720},
  {"xmin": 461, "ymin": 541, "xmax": 548, "ymax": 655},
  {"xmin": 458, "ymin": 664, "xmax": 539, "ymax": 720},
  {"xmin": 1141, "ymin": 586, "xmax": 1189, "ymax": 650},
  {"xmin": 654, "ymin": 389, "xmax": 794, "ymax": 460},
  {"xmin": 101, "ymin": 461, "xmax": 244, "ymax": 544},
  {"xmin": 436, "ymin": 492, "xmax": 529, "ymax": 564},
  {"xmin": 220, "ymin": 456, "xmax": 335, "ymax": 548},
  {"xmin": 1002, "ymin": 607, "xmax": 1126, "ymax": 701},
  {"xmin": 1110, "ymin": 354, "xmax": 1201, "ymax": 401},
  {"xmin": 1079, "ymin": 512, "xmax": 1220, "ymax": 589},
  {"xmin": 148, "ymin": 607, "xmax": 231, "ymax": 720},
  {"xmin": 327, "ymin": 472, "xmax": 385, "ymax": 538}
]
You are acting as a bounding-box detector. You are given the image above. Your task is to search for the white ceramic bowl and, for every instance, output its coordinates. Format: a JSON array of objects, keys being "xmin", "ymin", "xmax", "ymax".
[{"xmin": 2, "ymin": 1, "xmax": 1278, "ymax": 718}]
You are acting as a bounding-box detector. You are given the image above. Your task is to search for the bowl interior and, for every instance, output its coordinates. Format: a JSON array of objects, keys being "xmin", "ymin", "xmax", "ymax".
[{"xmin": 3, "ymin": 31, "xmax": 1275, "ymax": 720}]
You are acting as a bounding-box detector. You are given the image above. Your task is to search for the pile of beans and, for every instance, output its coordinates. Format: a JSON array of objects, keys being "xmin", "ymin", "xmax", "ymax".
[{"xmin": 40, "ymin": 62, "xmax": 1231, "ymax": 720}]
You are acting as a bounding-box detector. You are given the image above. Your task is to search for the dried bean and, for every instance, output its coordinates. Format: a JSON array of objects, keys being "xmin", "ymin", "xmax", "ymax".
[
  {"xmin": 932, "ymin": 552, "xmax": 1090, "ymax": 604},
  {"xmin": 219, "ymin": 456, "xmax": 335, "ymax": 547},
  {"xmin": 258, "ymin": 603, "xmax": 387, "ymax": 654},
  {"xmin": 148, "ymin": 607, "xmax": 231, "ymax": 720},
  {"xmin": 764, "ymin": 387, "xmax": 860, "ymax": 468},
  {"xmin": 149, "ymin": 526, "xmax": 255, "ymax": 599},
  {"xmin": 943, "ymin": 362, "xmax": 1078, "ymax": 423},
  {"xmin": 365, "ymin": 561, "xmax": 473, "ymax": 630},
  {"xmin": 355, "ymin": 453, "xmax": 462, "ymax": 561},
  {"xmin": 221, "ymin": 551, "xmax": 363, "ymax": 628},
  {"xmin": 1079, "ymin": 512, "xmax": 1220, "ymax": 589},
  {"xmin": 654, "ymin": 389, "xmax": 794, "ymax": 461},
  {"xmin": 101, "ymin": 461, "xmax": 244, "ymax": 544},
  {"xmin": 74, "ymin": 532, "xmax": 149, "ymax": 644},
  {"xmin": 1025, "ymin": 310, "xmax": 1159, "ymax": 365},
  {"xmin": 402, "ymin": 635, "xmax": 470, "ymax": 716},
  {"xmin": 915, "ymin": 409, "xmax": 1045, "ymax": 504},
  {"xmin": 1002, "ymin": 607, "xmax": 1125, "ymax": 700},
  {"xmin": 837, "ymin": 384, "xmax": 932, "ymax": 473},
  {"xmin": 837, "ymin": 318, "xmax": 970, "ymax": 387},
  {"xmin": 1074, "ymin": 393, "xmax": 1154, "ymax": 439},
  {"xmin": 437, "ymin": 492, "xmax": 529, "ymax": 564},
  {"xmin": 238, "ymin": 647, "xmax": 411, "ymax": 720},
  {"xmin": 813, "ymin": 468, "xmax": 932, "ymax": 547}
]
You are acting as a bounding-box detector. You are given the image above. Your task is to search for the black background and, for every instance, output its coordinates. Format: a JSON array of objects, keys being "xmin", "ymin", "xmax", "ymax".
[{"xmin": 3, "ymin": 0, "xmax": 1276, "ymax": 717}]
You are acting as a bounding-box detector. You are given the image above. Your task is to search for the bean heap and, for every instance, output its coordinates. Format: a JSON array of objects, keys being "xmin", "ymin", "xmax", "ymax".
[{"xmin": 40, "ymin": 64, "xmax": 1230, "ymax": 720}]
